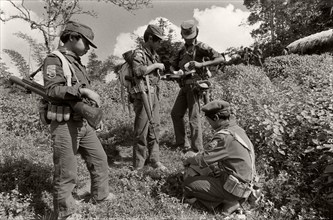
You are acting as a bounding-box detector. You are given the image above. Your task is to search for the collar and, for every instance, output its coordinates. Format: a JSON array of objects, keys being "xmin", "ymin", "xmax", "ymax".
[
  {"xmin": 142, "ymin": 45, "xmax": 157, "ymax": 62},
  {"xmin": 58, "ymin": 47, "xmax": 82, "ymax": 64},
  {"xmin": 185, "ymin": 39, "xmax": 198, "ymax": 48},
  {"xmin": 215, "ymin": 115, "xmax": 237, "ymax": 131}
]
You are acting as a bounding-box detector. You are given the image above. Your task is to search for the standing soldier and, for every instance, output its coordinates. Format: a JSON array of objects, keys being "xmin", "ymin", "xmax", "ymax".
[
  {"xmin": 182, "ymin": 100, "xmax": 259, "ymax": 214},
  {"xmin": 42, "ymin": 21, "xmax": 114, "ymax": 219},
  {"xmin": 170, "ymin": 20, "xmax": 224, "ymax": 153},
  {"xmin": 131, "ymin": 24, "xmax": 167, "ymax": 171}
]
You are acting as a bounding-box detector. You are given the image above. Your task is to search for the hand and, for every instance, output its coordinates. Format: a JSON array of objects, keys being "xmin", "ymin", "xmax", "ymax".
[
  {"xmin": 155, "ymin": 63, "xmax": 165, "ymax": 71},
  {"xmin": 173, "ymin": 70, "xmax": 184, "ymax": 75},
  {"xmin": 189, "ymin": 61, "xmax": 203, "ymax": 70},
  {"xmin": 96, "ymin": 120, "xmax": 104, "ymax": 132},
  {"xmin": 183, "ymin": 159, "xmax": 190, "ymax": 167},
  {"xmin": 181, "ymin": 151, "xmax": 197, "ymax": 166},
  {"xmin": 79, "ymin": 88, "xmax": 101, "ymax": 107}
]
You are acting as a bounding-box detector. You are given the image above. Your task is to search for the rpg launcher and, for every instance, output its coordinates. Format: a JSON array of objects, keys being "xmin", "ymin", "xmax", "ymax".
[{"xmin": 9, "ymin": 76, "xmax": 103, "ymax": 130}]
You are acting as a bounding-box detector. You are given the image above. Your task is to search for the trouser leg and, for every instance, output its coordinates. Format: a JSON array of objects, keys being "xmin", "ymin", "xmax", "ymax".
[
  {"xmin": 187, "ymin": 88, "xmax": 203, "ymax": 152},
  {"xmin": 78, "ymin": 122, "xmax": 109, "ymax": 202},
  {"xmin": 51, "ymin": 120, "xmax": 78, "ymax": 219},
  {"xmin": 183, "ymin": 175, "xmax": 239, "ymax": 210},
  {"xmin": 171, "ymin": 87, "xmax": 189, "ymax": 148},
  {"xmin": 147, "ymin": 93, "xmax": 160, "ymax": 164},
  {"xmin": 133, "ymin": 98, "xmax": 149, "ymax": 169}
]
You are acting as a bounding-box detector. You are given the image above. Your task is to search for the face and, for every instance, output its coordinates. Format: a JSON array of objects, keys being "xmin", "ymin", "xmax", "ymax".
[
  {"xmin": 70, "ymin": 36, "xmax": 90, "ymax": 56},
  {"xmin": 149, "ymin": 36, "xmax": 162, "ymax": 51},
  {"xmin": 206, "ymin": 116, "xmax": 220, "ymax": 130},
  {"xmin": 184, "ymin": 37, "xmax": 196, "ymax": 45}
]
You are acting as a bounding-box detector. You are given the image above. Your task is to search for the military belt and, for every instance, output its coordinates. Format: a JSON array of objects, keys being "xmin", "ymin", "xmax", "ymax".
[
  {"xmin": 184, "ymin": 78, "xmax": 197, "ymax": 85},
  {"xmin": 223, "ymin": 174, "xmax": 252, "ymax": 198}
]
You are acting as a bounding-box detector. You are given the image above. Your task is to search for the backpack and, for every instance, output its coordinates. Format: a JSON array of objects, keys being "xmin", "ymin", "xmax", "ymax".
[{"xmin": 117, "ymin": 49, "xmax": 142, "ymax": 111}]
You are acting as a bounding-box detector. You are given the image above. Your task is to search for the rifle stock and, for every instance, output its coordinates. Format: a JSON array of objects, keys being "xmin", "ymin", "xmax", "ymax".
[
  {"xmin": 135, "ymin": 77, "xmax": 159, "ymax": 142},
  {"xmin": 9, "ymin": 76, "xmax": 103, "ymax": 130}
]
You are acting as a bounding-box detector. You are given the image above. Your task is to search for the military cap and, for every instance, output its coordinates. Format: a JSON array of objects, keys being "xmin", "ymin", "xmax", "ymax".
[
  {"xmin": 63, "ymin": 21, "xmax": 97, "ymax": 48},
  {"xmin": 181, "ymin": 20, "xmax": 198, "ymax": 39},
  {"xmin": 145, "ymin": 24, "xmax": 166, "ymax": 40},
  {"xmin": 202, "ymin": 100, "xmax": 231, "ymax": 117}
]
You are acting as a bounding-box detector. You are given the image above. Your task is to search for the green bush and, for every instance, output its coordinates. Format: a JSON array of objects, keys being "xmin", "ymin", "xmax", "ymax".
[{"xmin": 1, "ymin": 53, "xmax": 333, "ymax": 219}]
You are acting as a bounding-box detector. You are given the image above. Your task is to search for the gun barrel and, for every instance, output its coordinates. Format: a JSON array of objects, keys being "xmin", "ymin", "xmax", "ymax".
[
  {"xmin": 9, "ymin": 76, "xmax": 48, "ymax": 100},
  {"xmin": 9, "ymin": 76, "xmax": 103, "ymax": 130}
]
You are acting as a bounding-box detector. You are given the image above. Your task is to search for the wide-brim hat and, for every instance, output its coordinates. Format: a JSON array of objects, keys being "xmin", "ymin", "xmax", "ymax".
[
  {"xmin": 145, "ymin": 24, "xmax": 167, "ymax": 40},
  {"xmin": 181, "ymin": 20, "xmax": 198, "ymax": 39},
  {"xmin": 64, "ymin": 21, "xmax": 97, "ymax": 48}
]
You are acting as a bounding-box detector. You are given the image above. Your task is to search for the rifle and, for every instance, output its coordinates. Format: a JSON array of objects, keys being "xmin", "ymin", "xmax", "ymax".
[
  {"xmin": 9, "ymin": 76, "xmax": 103, "ymax": 130},
  {"xmin": 132, "ymin": 76, "xmax": 159, "ymax": 142}
]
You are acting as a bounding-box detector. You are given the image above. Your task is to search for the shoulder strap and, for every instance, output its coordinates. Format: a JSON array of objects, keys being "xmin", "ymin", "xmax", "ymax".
[
  {"xmin": 217, "ymin": 129, "xmax": 255, "ymax": 182},
  {"xmin": 51, "ymin": 50, "xmax": 78, "ymax": 86}
]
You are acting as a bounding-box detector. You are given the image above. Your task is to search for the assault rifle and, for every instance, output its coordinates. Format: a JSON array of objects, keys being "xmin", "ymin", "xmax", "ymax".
[{"xmin": 9, "ymin": 76, "xmax": 103, "ymax": 130}]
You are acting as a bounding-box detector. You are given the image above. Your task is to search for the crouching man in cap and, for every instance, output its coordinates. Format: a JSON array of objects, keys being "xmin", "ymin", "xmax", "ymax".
[
  {"xmin": 42, "ymin": 21, "xmax": 115, "ymax": 219},
  {"xmin": 182, "ymin": 100, "xmax": 258, "ymax": 214}
]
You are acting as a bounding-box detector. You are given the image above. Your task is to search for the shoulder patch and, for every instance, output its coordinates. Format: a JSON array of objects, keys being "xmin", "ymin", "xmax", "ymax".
[
  {"xmin": 134, "ymin": 52, "xmax": 144, "ymax": 59},
  {"xmin": 46, "ymin": 65, "xmax": 57, "ymax": 79},
  {"xmin": 198, "ymin": 42, "xmax": 210, "ymax": 50},
  {"xmin": 206, "ymin": 139, "xmax": 219, "ymax": 150}
]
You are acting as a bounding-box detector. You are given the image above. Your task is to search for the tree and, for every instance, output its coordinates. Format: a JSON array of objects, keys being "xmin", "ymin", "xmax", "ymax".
[
  {"xmin": 87, "ymin": 51, "xmax": 103, "ymax": 81},
  {"xmin": 243, "ymin": 0, "xmax": 333, "ymax": 57},
  {"xmin": 2, "ymin": 49, "xmax": 29, "ymax": 78},
  {"xmin": 0, "ymin": 57, "xmax": 11, "ymax": 80},
  {"xmin": 0, "ymin": 0, "xmax": 152, "ymax": 75}
]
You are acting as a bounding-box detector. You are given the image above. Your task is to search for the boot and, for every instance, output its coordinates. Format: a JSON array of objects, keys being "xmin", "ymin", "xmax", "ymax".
[{"xmin": 222, "ymin": 201, "xmax": 240, "ymax": 215}]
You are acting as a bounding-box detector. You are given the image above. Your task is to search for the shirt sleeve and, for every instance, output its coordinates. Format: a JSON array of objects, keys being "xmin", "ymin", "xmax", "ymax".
[
  {"xmin": 132, "ymin": 50, "xmax": 147, "ymax": 77},
  {"xmin": 198, "ymin": 42, "xmax": 222, "ymax": 60},
  {"xmin": 186, "ymin": 134, "xmax": 229, "ymax": 167},
  {"xmin": 170, "ymin": 49, "xmax": 182, "ymax": 71},
  {"xmin": 43, "ymin": 55, "xmax": 82, "ymax": 101}
]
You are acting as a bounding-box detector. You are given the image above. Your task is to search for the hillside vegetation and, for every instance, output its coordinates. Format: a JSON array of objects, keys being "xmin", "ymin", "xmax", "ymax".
[{"xmin": 0, "ymin": 53, "xmax": 333, "ymax": 219}]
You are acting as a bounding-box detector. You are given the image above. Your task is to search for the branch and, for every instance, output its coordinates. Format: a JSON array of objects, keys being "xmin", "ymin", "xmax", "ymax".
[{"xmin": 101, "ymin": 0, "xmax": 152, "ymax": 11}]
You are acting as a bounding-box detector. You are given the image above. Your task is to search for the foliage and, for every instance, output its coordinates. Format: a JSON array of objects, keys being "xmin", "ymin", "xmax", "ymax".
[
  {"xmin": 213, "ymin": 54, "xmax": 333, "ymax": 218},
  {"xmin": 102, "ymin": 0, "xmax": 152, "ymax": 11},
  {"xmin": 0, "ymin": 57, "xmax": 11, "ymax": 80},
  {"xmin": 1, "ymin": 0, "xmax": 152, "ymax": 81},
  {"xmin": 243, "ymin": 0, "xmax": 333, "ymax": 57},
  {"xmin": 2, "ymin": 53, "xmax": 333, "ymax": 219},
  {"xmin": 86, "ymin": 51, "xmax": 103, "ymax": 81},
  {"xmin": 13, "ymin": 32, "xmax": 47, "ymax": 66},
  {"xmin": 2, "ymin": 49, "xmax": 30, "ymax": 78}
]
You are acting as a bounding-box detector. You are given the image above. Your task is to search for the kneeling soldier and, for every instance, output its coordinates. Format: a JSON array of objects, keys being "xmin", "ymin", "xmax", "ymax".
[{"xmin": 182, "ymin": 100, "xmax": 257, "ymax": 214}]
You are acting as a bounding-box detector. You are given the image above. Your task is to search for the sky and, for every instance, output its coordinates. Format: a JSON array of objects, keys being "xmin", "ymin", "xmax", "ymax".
[{"xmin": 0, "ymin": 0, "xmax": 256, "ymax": 75}]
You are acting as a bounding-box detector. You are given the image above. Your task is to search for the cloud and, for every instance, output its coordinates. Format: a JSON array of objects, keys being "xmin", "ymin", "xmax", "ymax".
[
  {"xmin": 194, "ymin": 4, "xmax": 255, "ymax": 52},
  {"xmin": 112, "ymin": 4, "xmax": 255, "ymax": 56},
  {"xmin": 1, "ymin": 1, "xmax": 44, "ymax": 75},
  {"xmin": 112, "ymin": 17, "xmax": 181, "ymax": 58}
]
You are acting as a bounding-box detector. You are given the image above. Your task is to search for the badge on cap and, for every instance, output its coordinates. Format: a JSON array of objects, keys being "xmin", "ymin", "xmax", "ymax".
[{"xmin": 46, "ymin": 65, "xmax": 57, "ymax": 79}]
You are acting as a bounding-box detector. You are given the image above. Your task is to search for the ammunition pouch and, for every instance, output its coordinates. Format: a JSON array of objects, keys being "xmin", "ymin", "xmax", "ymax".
[
  {"xmin": 223, "ymin": 175, "xmax": 252, "ymax": 199},
  {"xmin": 46, "ymin": 103, "xmax": 71, "ymax": 122},
  {"xmin": 193, "ymin": 80, "xmax": 211, "ymax": 94}
]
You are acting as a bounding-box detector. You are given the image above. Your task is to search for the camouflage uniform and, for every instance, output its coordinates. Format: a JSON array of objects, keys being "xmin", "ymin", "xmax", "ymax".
[
  {"xmin": 183, "ymin": 101, "xmax": 256, "ymax": 210},
  {"xmin": 171, "ymin": 41, "xmax": 221, "ymax": 152},
  {"xmin": 43, "ymin": 22, "xmax": 109, "ymax": 219},
  {"xmin": 130, "ymin": 24, "xmax": 166, "ymax": 170}
]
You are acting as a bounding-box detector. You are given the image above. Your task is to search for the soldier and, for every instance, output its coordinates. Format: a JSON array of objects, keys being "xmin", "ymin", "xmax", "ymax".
[
  {"xmin": 42, "ymin": 21, "xmax": 114, "ymax": 219},
  {"xmin": 170, "ymin": 20, "xmax": 225, "ymax": 153},
  {"xmin": 130, "ymin": 24, "xmax": 167, "ymax": 171},
  {"xmin": 182, "ymin": 100, "xmax": 258, "ymax": 214}
]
